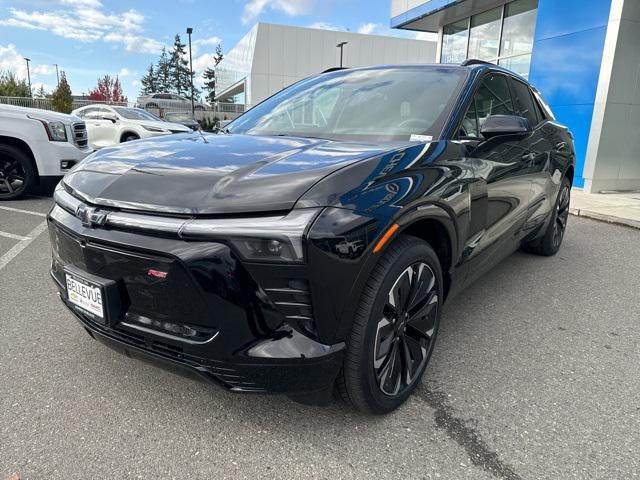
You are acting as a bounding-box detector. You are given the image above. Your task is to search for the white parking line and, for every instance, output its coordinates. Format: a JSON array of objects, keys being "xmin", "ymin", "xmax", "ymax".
[
  {"xmin": 0, "ymin": 230, "xmax": 30, "ymax": 241},
  {"xmin": 0, "ymin": 220, "xmax": 48, "ymax": 271},
  {"xmin": 0, "ymin": 205, "xmax": 48, "ymax": 217}
]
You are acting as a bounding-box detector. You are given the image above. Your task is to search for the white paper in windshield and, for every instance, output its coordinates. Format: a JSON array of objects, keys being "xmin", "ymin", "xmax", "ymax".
[{"xmin": 410, "ymin": 134, "xmax": 432, "ymax": 142}]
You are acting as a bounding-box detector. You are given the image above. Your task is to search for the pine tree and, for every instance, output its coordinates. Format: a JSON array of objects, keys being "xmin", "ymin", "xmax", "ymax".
[
  {"xmin": 202, "ymin": 43, "xmax": 224, "ymax": 104},
  {"xmin": 140, "ymin": 63, "xmax": 157, "ymax": 95},
  {"xmin": 0, "ymin": 70, "xmax": 31, "ymax": 97},
  {"xmin": 169, "ymin": 34, "xmax": 191, "ymax": 96},
  {"xmin": 51, "ymin": 72, "xmax": 73, "ymax": 113},
  {"xmin": 156, "ymin": 47, "xmax": 172, "ymax": 93},
  {"xmin": 35, "ymin": 84, "xmax": 47, "ymax": 98}
]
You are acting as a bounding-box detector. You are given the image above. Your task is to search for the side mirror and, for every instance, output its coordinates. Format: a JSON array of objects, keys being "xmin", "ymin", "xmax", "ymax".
[
  {"xmin": 101, "ymin": 114, "xmax": 117, "ymax": 123},
  {"xmin": 480, "ymin": 115, "xmax": 530, "ymax": 139}
]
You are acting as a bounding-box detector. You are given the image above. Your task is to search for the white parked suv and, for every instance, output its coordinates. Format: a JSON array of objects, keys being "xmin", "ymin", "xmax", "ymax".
[
  {"xmin": 72, "ymin": 105, "xmax": 191, "ymax": 149},
  {"xmin": 0, "ymin": 104, "xmax": 90, "ymax": 200}
]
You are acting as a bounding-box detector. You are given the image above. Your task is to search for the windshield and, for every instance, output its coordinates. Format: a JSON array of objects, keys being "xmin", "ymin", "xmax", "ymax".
[
  {"xmin": 114, "ymin": 107, "xmax": 162, "ymax": 122},
  {"xmin": 228, "ymin": 66, "xmax": 467, "ymax": 141},
  {"xmin": 165, "ymin": 112, "xmax": 194, "ymax": 122}
]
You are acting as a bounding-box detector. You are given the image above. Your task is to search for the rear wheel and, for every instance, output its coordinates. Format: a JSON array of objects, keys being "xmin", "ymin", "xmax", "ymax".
[
  {"xmin": 523, "ymin": 176, "xmax": 571, "ymax": 256},
  {"xmin": 121, "ymin": 133, "xmax": 139, "ymax": 143},
  {"xmin": 0, "ymin": 144, "xmax": 36, "ymax": 200},
  {"xmin": 336, "ymin": 235, "xmax": 443, "ymax": 414}
]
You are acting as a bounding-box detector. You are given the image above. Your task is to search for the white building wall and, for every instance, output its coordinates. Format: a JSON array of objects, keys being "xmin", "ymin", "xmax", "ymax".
[
  {"xmin": 583, "ymin": 0, "xmax": 640, "ymax": 192},
  {"xmin": 217, "ymin": 23, "xmax": 437, "ymax": 106}
]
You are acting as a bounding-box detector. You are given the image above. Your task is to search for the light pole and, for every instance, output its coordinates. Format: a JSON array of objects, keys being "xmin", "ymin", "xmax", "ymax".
[
  {"xmin": 186, "ymin": 27, "xmax": 195, "ymax": 115},
  {"xmin": 24, "ymin": 57, "xmax": 32, "ymax": 97},
  {"xmin": 336, "ymin": 41, "xmax": 348, "ymax": 68},
  {"xmin": 54, "ymin": 63, "xmax": 59, "ymax": 87}
]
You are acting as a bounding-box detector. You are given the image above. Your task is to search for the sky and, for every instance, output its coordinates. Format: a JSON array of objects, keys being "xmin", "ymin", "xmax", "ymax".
[{"xmin": 0, "ymin": 0, "xmax": 435, "ymax": 101}]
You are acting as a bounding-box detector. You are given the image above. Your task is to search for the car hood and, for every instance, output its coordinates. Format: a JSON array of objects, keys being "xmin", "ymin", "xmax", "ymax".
[
  {"xmin": 63, "ymin": 133, "xmax": 394, "ymax": 215},
  {"xmin": 136, "ymin": 120, "xmax": 190, "ymax": 131}
]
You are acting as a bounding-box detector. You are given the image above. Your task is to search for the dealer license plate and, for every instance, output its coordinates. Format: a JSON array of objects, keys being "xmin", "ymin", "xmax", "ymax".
[{"xmin": 65, "ymin": 272, "xmax": 104, "ymax": 319}]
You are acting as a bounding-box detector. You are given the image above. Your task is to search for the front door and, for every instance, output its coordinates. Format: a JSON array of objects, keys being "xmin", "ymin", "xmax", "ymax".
[{"xmin": 458, "ymin": 73, "xmax": 534, "ymax": 284}]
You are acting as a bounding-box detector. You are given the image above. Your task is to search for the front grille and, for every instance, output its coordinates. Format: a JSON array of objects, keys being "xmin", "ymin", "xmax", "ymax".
[
  {"xmin": 49, "ymin": 223, "xmax": 216, "ymax": 340},
  {"xmin": 72, "ymin": 122, "xmax": 88, "ymax": 148}
]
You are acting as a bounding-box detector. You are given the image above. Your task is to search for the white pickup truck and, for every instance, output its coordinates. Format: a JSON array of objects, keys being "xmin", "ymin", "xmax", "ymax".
[{"xmin": 0, "ymin": 104, "xmax": 91, "ymax": 199}]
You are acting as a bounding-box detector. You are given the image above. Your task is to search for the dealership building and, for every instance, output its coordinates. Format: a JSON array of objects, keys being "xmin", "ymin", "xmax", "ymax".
[
  {"xmin": 215, "ymin": 23, "xmax": 436, "ymax": 107},
  {"xmin": 391, "ymin": 0, "xmax": 640, "ymax": 192}
]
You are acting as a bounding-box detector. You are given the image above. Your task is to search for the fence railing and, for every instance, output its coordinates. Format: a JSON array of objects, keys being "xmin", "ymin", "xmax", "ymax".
[{"xmin": 0, "ymin": 96, "xmax": 248, "ymax": 119}]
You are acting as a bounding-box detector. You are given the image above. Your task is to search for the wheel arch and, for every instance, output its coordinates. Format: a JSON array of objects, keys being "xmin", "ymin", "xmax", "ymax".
[
  {"xmin": 0, "ymin": 135, "xmax": 40, "ymax": 184},
  {"xmin": 565, "ymin": 164, "xmax": 575, "ymax": 186},
  {"xmin": 120, "ymin": 131, "xmax": 140, "ymax": 143},
  {"xmin": 400, "ymin": 217, "xmax": 454, "ymax": 301}
]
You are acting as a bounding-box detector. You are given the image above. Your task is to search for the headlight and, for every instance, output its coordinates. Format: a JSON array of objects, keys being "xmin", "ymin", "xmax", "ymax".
[
  {"xmin": 180, "ymin": 208, "xmax": 321, "ymax": 263},
  {"xmin": 48, "ymin": 121, "xmax": 68, "ymax": 141},
  {"xmin": 29, "ymin": 116, "xmax": 68, "ymax": 142},
  {"xmin": 142, "ymin": 125, "xmax": 167, "ymax": 133}
]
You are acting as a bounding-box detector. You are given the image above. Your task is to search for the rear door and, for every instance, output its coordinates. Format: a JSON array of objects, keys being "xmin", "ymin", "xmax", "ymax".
[{"xmin": 458, "ymin": 72, "xmax": 534, "ymax": 283}]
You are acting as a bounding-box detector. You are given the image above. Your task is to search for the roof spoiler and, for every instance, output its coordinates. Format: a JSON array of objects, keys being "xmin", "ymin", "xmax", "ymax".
[
  {"xmin": 461, "ymin": 59, "xmax": 494, "ymax": 67},
  {"xmin": 321, "ymin": 67, "xmax": 348, "ymax": 73}
]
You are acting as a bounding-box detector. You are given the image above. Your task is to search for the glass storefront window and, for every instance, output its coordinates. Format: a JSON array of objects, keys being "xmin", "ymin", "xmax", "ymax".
[
  {"xmin": 498, "ymin": 54, "xmax": 533, "ymax": 78},
  {"xmin": 439, "ymin": 0, "xmax": 538, "ymax": 77},
  {"xmin": 500, "ymin": 0, "xmax": 538, "ymax": 58},
  {"xmin": 468, "ymin": 7, "xmax": 502, "ymax": 61},
  {"xmin": 441, "ymin": 19, "xmax": 469, "ymax": 64}
]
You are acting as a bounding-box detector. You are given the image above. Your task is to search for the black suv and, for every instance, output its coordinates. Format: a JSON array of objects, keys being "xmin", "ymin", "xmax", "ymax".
[{"xmin": 48, "ymin": 63, "xmax": 574, "ymax": 414}]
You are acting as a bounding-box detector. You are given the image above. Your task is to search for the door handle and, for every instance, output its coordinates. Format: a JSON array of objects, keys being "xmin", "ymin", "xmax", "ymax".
[{"xmin": 555, "ymin": 141, "xmax": 568, "ymax": 151}]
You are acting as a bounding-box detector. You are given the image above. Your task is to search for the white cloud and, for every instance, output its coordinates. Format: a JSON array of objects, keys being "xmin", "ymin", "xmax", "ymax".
[
  {"xmin": 32, "ymin": 64, "xmax": 55, "ymax": 75},
  {"xmin": 0, "ymin": 43, "xmax": 56, "ymax": 81},
  {"xmin": 194, "ymin": 35, "xmax": 222, "ymax": 47},
  {"xmin": 242, "ymin": 0, "xmax": 314, "ymax": 24},
  {"xmin": 357, "ymin": 22, "xmax": 380, "ymax": 35},
  {"xmin": 118, "ymin": 67, "xmax": 132, "ymax": 77},
  {"xmin": 0, "ymin": 3, "xmax": 162, "ymax": 54},
  {"xmin": 60, "ymin": 0, "xmax": 103, "ymax": 7},
  {"xmin": 307, "ymin": 22, "xmax": 347, "ymax": 32}
]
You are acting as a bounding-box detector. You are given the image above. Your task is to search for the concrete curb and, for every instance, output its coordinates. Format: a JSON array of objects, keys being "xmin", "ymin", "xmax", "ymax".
[{"xmin": 569, "ymin": 208, "xmax": 640, "ymax": 230}]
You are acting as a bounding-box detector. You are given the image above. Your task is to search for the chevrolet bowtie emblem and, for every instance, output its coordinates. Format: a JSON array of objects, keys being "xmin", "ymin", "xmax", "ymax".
[{"xmin": 76, "ymin": 205, "xmax": 108, "ymax": 228}]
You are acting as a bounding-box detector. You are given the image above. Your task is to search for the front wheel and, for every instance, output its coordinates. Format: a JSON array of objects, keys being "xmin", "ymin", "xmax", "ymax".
[
  {"xmin": 336, "ymin": 235, "xmax": 443, "ymax": 414},
  {"xmin": 121, "ymin": 133, "xmax": 140, "ymax": 143},
  {"xmin": 522, "ymin": 176, "xmax": 571, "ymax": 256},
  {"xmin": 0, "ymin": 144, "xmax": 36, "ymax": 200}
]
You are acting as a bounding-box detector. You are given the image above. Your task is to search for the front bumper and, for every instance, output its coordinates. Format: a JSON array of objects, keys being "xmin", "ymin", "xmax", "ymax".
[
  {"xmin": 32, "ymin": 139, "xmax": 91, "ymax": 176},
  {"xmin": 48, "ymin": 204, "xmax": 344, "ymax": 395}
]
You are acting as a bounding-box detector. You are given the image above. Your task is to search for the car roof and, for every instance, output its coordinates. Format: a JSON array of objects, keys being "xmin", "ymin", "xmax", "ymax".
[{"xmin": 323, "ymin": 62, "xmax": 532, "ymax": 86}]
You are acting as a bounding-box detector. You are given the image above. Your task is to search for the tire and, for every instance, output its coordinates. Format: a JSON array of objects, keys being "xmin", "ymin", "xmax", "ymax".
[
  {"xmin": 522, "ymin": 176, "xmax": 571, "ymax": 256},
  {"xmin": 0, "ymin": 144, "xmax": 37, "ymax": 200},
  {"xmin": 336, "ymin": 235, "xmax": 443, "ymax": 414},
  {"xmin": 121, "ymin": 133, "xmax": 139, "ymax": 143}
]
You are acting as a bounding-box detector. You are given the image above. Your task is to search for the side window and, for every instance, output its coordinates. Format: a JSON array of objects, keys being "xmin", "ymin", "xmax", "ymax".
[
  {"xmin": 511, "ymin": 79, "xmax": 538, "ymax": 127},
  {"xmin": 458, "ymin": 74, "xmax": 513, "ymax": 139},
  {"xmin": 475, "ymin": 74, "xmax": 514, "ymax": 130}
]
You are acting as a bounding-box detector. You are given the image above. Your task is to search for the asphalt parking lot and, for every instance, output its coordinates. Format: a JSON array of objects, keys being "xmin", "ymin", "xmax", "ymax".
[{"xmin": 1, "ymin": 194, "xmax": 639, "ymax": 480}]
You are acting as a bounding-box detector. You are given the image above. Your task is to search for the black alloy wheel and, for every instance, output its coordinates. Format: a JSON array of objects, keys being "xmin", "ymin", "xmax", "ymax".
[
  {"xmin": 0, "ymin": 145, "xmax": 36, "ymax": 200},
  {"xmin": 336, "ymin": 235, "xmax": 443, "ymax": 414},
  {"xmin": 374, "ymin": 262, "xmax": 438, "ymax": 396},
  {"xmin": 553, "ymin": 182, "xmax": 570, "ymax": 250},
  {"xmin": 522, "ymin": 176, "xmax": 571, "ymax": 256}
]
